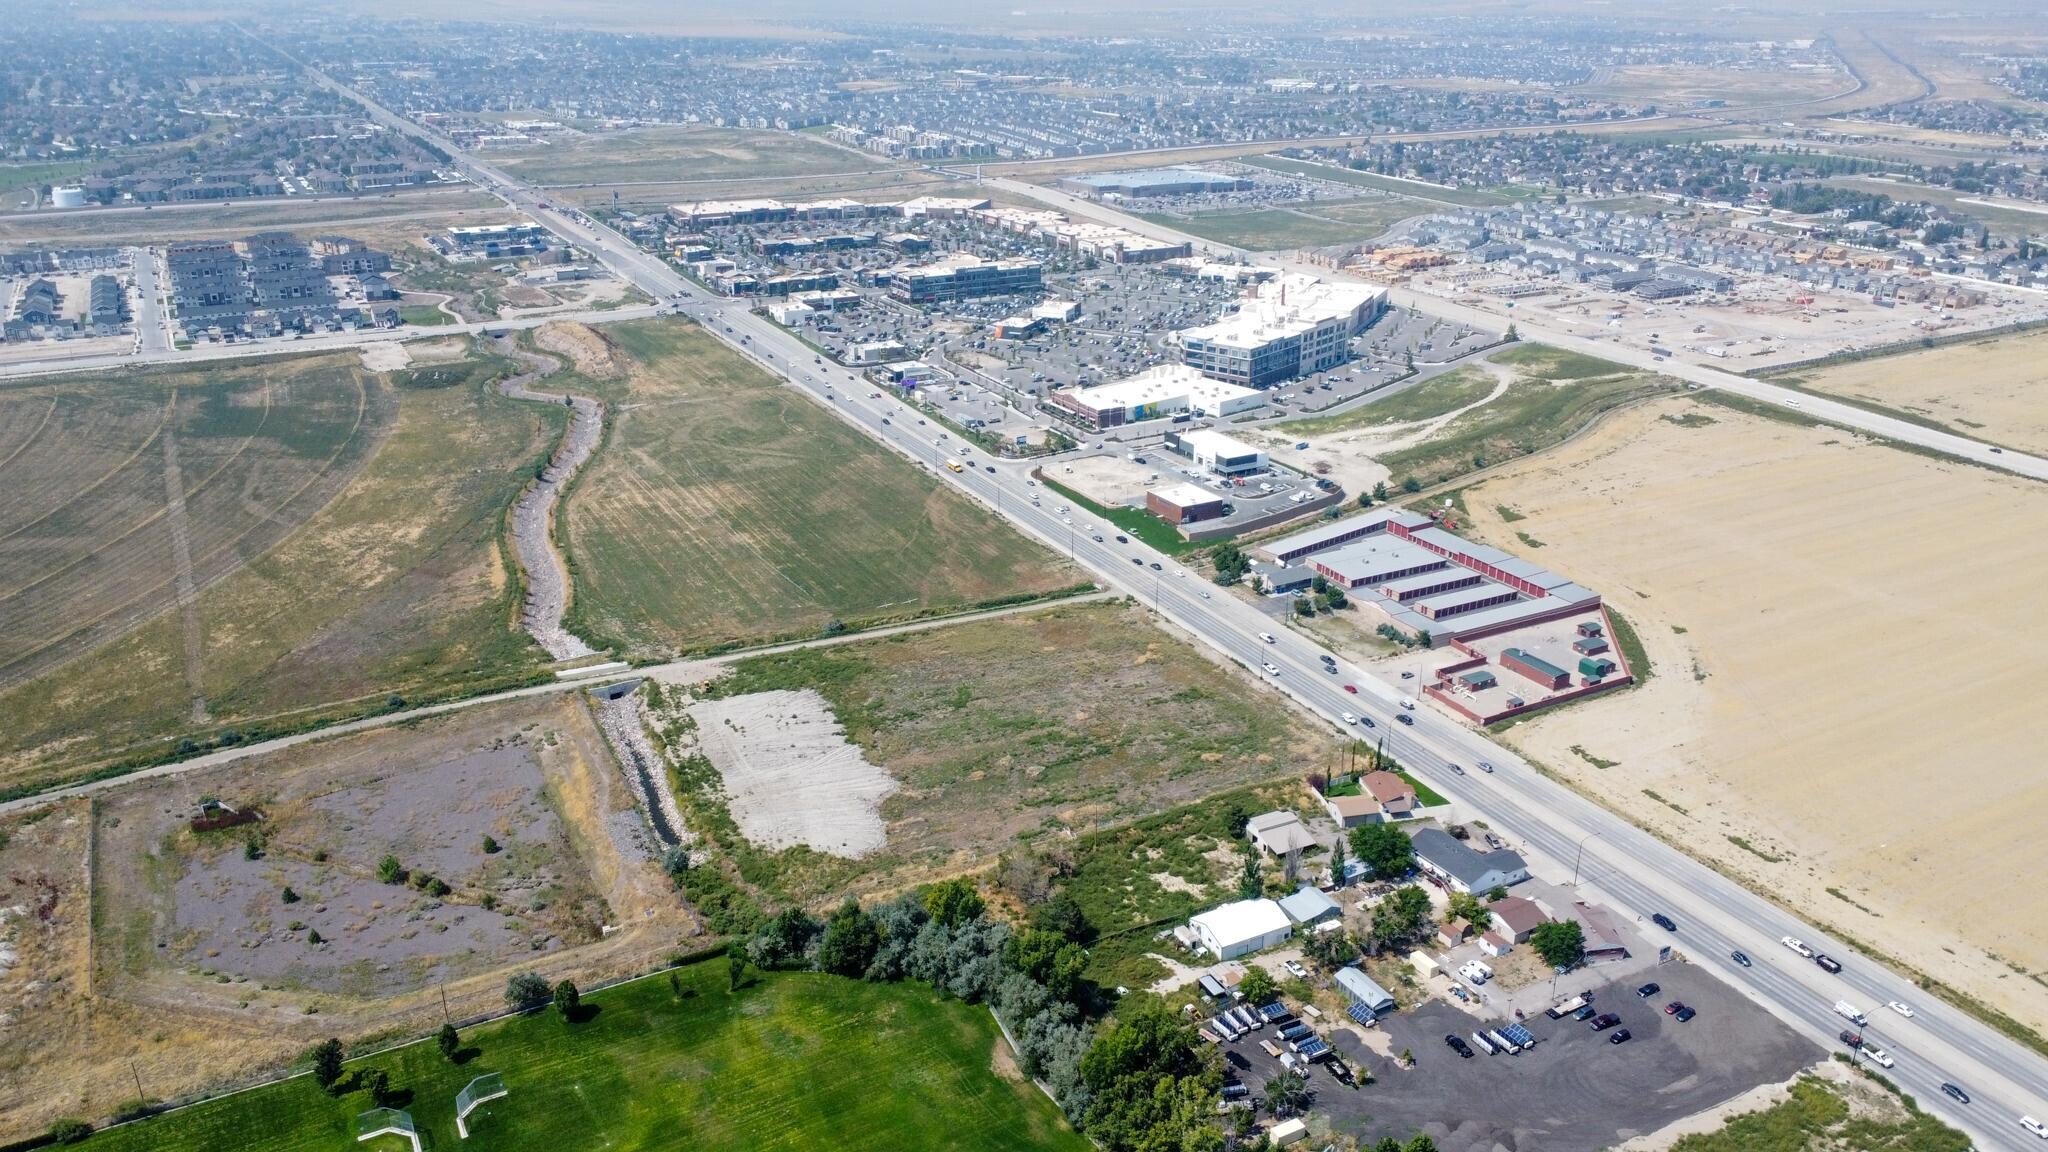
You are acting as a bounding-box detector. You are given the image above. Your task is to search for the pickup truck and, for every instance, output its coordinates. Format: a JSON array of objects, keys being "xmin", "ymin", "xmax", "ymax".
[{"xmin": 1549, "ymin": 994, "xmax": 1592, "ymax": 1018}]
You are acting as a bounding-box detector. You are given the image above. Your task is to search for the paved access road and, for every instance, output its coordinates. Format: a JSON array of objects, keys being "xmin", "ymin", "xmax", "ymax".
[{"xmin": 224, "ymin": 48, "xmax": 2048, "ymax": 1147}]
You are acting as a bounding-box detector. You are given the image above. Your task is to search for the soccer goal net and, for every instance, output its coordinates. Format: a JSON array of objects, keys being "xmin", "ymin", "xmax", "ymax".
[
  {"xmin": 355, "ymin": 1107, "xmax": 421, "ymax": 1152},
  {"xmin": 455, "ymin": 1072, "xmax": 509, "ymax": 1139}
]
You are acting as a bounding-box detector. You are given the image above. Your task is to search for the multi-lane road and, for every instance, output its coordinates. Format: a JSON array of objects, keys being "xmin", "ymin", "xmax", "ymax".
[{"xmin": 113, "ymin": 48, "xmax": 2048, "ymax": 1146}]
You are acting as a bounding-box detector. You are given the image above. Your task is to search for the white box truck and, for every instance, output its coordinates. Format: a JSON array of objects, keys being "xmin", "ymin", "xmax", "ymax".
[{"xmin": 1834, "ymin": 1001, "xmax": 1868, "ymax": 1026}]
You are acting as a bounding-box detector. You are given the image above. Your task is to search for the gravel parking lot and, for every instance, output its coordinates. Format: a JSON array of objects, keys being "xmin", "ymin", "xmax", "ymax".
[{"xmin": 1223, "ymin": 961, "xmax": 1819, "ymax": 1152}]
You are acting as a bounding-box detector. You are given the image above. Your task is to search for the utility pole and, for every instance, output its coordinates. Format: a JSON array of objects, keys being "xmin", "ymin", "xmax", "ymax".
[
  {"xmin": 128, "ymin": 1058, "xmax": 145, "ymax": 1104},
  {"xmin": 1571, "ymin": 831, "xmax": 1604, "ymax": 888}
]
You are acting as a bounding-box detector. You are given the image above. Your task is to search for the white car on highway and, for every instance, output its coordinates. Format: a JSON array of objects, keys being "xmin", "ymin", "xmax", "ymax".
[
  {"xmin": 1341, "ymin": 712, "xmax": 1357, "ymax": 725},
  {"xmin": 1782, "ymin": 936, "xmax": 1814, "ymax": 958},
  {"xmin": 1261, "ymin": 663, "xmax": 1281, "ymax": 676},
  {"xmin": 1887, "ymin": 1001, "xmax": 1915, "ymax": 1019},
  {"xmin": 2021, "ymin": 1116, "xmax": 2047, "ymax": 1139},
  {"xmin": 1259, "ymin": 632, "xmax": 1277, "ymax": 644},
  {"xmin": 1862, "ymin": 1046, "xmax": 1895, "ymax": 1069}
]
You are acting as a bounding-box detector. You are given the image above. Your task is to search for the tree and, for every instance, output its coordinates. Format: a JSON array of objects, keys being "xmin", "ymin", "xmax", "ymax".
[
  {"xmin": 1374, "ymin": 1140, "xmax": 1406, "ymax": 1152},
  {"xmin": 359, "ymin": 1068, "xmax": 394, "ymax": 1108},
  {"xmin": 1264, "ymin": 1073, "xmax": 1310, "ymax": 1117},
  {"xmin": 553, "ymin": 979, "xmax": 581, "ymax": 1021},
  {"xmin": 1357, "ymin": 492, "xmax": 1374, "ymax": 509},
  {"xmin": 1373, "ymin": 481, "xmax": 1389, "ymax": 502},
  {"xmin": 1030, "ymin": 890, "xmax": 1091, "ymax": 944},
  {"xmin": 816, "ymin": 896, "xmax": 881, "ymax": 977},
  {"xmin": 1348, "ymin": 822, "xmax": 1415, "ymax": 879},
  {"xmin": 1210, "ymin": 540, "xmax": 1249, "ymax": 586},
  {"xmin": 1237, "ymin": 966, "xmax": 1278, "ymax": 1006},
  {"xmin": 376, "ymin": 855, "xmax": 404, "ymax": 884},
  {"xmin": 281, "ymin": 886, "xmax": 300, "ymax": 904},
  {"xmin": 437, "ymin": 1023, "xmax": 460, "ymax": 1061},
  {"xmin": 1401, "ymin": 476, "xmax": 1422, "ymax": 494},
  {"xmin": 1504, "ymin": 323, "xmax": 1519, "ymax": 342},
  {"xmin": 481, "ymin": 835, "xmax": 501, "ymax": 855},
  {"xmin": 310, "ymin": 1038, "xmax": 346, "ymax": 1093},
  {"xmin": 1328, "ymin": 836, "xmax": 1348, "ymax": 886},
  {"xmin": 1238, "ymin": 854, "xmax": 1264, "ymax": 900},
  {"xmin": 1446, "ymin": 891, "xmax": 1489, "ymax": 928},
  {"xmin": 749, "ymin": 907, "xmax": 822, "ymax": 968},
  {"xmin": 1007, "ymin": 927, "xmax": 1087, "ymax": 1000},
  {"xmin": 307, "ymin": 928, "xmax": 324, "ymax": 945},
  {"xmin": 1487, "ymin": 885, "xmax": 1509, "ymax": 902},
  {"xmin": 1530, "ymin": 920, "xmax": 1585, "ymax": 969},
  {"xmin": 923, "ymin": 878, "xmax": 985, "ymax": 927},
  {"xmin": 505, "ymin": 971, "xmax": 551, "ymax": 1012},
  {"xmin": 1369, "ymin": 885, "xmax": 1433, "ymax": 950},
  {"xmin": 1406, "ymin": 1136, "xmax": 1440, "ymax": 1152},
  {"xmin": 1325, "ymin": 587, "xmax": 1348, "ymax": 609},
  {"xmin": 1302, "ymin": 926, "xmax": 1357, "ymax": 971},
  {"xmin": 1293, "ymin": 597, "xmax": 1313, "ymax": 617}
]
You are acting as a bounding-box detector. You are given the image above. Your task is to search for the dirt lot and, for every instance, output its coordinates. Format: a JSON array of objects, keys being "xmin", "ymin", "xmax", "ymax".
[
  {"xmin": 1453, "ymin": 395, "xmax": 2048, "ymax": 1037},
  {"xmin": 1769, "ymin": 328, "xmax": 2048, "ymax": 454},
  {"xmin": 0, "ymin": 692, "xmax": 687, "ymax": 1141},
  {"xmin": 688, "ymin": 689, "xmax": 896, "ymax": 858},
  {"xmin": 692, "ymin": 601, "xmax": 1331, "ymax": 900}
]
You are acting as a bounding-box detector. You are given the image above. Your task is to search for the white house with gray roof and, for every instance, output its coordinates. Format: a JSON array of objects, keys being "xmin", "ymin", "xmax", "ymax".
[{"xmin": 1410, "ymin": 827, "xmax": 1529, "ymax": 894}]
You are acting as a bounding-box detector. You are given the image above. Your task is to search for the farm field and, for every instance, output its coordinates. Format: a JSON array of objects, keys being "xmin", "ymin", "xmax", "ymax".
[
  {"xmin": 75, "ymin": 961, "xmax": 1085, "ymax": 1152},
  {"xmin": 0, "ymin": 355, "xmax": 385, "ymax": 694},
  {"xmin": 677, "ymin": 601, "xmax": 1327, "ymax": 900},
  {"xmin": 488, "ymin": 125, "xmax": 901, "ymax": 185},
  {"xmin": 1765, "ymin": 329, "xmax": 2048, "ymax": 455},
  {"xmin": 1451, "ymin": 396, "xmax": 2048, "ymax": 1039},
  {"xmin": 0, "ymin": 692, "xmax": 677, "ymax": 1140},
  {"xmin": 561, "ymin": 318, "xmax": 1081, "ymax": 658},
  {"xmin": 0, "ymin": 351, "xmax": 564, "ymax": 797}
]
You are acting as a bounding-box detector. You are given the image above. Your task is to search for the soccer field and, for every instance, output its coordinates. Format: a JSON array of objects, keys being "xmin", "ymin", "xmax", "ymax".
[{"xmin": 80, "ymin": 962, "xmax": 1086, "ymax": 1152}]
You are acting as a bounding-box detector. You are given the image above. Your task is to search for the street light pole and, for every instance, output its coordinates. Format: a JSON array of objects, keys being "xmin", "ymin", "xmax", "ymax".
[{"xmin": 1571, "ymin": 831, "xmax": 1604, "ymax": 889}]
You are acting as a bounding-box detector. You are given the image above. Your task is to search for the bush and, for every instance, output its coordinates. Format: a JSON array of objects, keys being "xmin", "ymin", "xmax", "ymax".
[
  {"xmin": 376, "ymin": 856, "xmax": 405, "ymax": 884},
  {"xmin": 45, "ymin": 1119, "xmax": 93, "ymax": 1145},
  {"xmin": 506, "ymin": 971, "xmax": 552, "ymax": 1012},
  {"xmin": 553, "ymin": 979, "xmax": 581, "ymax": 1021},
  {"xmin": 437, "ymin": 1023, "xmax": 460, "ymax": 1061}
]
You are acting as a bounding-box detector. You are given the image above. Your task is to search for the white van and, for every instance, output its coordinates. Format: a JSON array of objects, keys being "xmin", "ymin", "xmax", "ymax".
[{"xmin": 1834, "ymin": 1001, "xmax": 1868, "ymax": 1026}]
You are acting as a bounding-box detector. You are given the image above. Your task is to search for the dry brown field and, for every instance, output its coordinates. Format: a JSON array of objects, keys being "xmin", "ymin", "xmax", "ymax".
[
  {"xmin": 0, "ymin": 692, "xmax": 686, "ymax": 1141},
  {"xmin": 1771, "ymin": 329, "xmax": 2048, "ymax": 455},
  {"xmin": 1452, "ymin": 396, "xmax": 2048, "ymax": 1036}
]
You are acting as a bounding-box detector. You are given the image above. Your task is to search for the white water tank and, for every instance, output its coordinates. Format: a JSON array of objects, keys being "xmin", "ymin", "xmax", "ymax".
[{"xmin": 50, "ymin": 186, "xmax": 87, "ymax": 208}]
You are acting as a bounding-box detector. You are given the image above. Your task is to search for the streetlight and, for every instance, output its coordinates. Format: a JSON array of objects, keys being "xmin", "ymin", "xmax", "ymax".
[{"xmin": 1571, "ymin": 831, "xmax": 1605, "ymax": 889}]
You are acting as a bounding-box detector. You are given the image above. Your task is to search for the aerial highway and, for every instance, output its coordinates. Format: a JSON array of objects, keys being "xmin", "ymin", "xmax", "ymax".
[{"xmin": 233, "ymin": 46, "xmax": 2048, "ymax": 1145}]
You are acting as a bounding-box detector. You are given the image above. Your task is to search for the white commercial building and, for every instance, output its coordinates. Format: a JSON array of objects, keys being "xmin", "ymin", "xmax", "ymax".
[
  {"xmin": 1175, "ymin": 427, "xmax": 1268, "ymax": 476},
  {"xmin": 1050, "ymin": 364, "xmax": 1263, "ymax": 430},
  {"xmin": 1176, "ymin": 273, "xmax": 1389, "ymax": 388},
  {"xmin": 1189, "ymin": 899, "xmax": 1294, "ymax": 960}
]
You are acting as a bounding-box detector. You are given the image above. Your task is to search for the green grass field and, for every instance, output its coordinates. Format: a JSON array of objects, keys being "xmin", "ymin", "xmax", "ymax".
[
  {"xmin": 560, "ymin": 319, "xmax": 1079, "ymax": 658},
  {"xmin": 489, "ymin": 126, "xmax": 899, "ymax": 185},
  {"xmin": 0, "ymin": 353, "xmax": 562, "ymax": 797},
  {"xmin": 1379, "ymin": 351, "xmax": 1674, "ymax": 490},
  {"xmin": 1243, "ymin": 156, "xmax": 1525, "ymax": 207},
  {"xmin": 1281, "ymin": 366, "xmax": 1497, "ymax": 435},
  {"xmin": 79, "ymin": 961, "xmax": 1087, "ymax": 1152},
  {"xmin": 1137, "ymin": 197, "xmax": 1419, "ymax": 251}
]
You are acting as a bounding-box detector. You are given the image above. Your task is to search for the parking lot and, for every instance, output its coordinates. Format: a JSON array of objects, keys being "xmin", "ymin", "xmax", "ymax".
[
  {"xmin": 1309, "ymin": 962, "xmax": 1820, "ymax": 1151},
  {"xmin": 1049, "ymin": 448, "xmax": 1341, "ymax": 533}
]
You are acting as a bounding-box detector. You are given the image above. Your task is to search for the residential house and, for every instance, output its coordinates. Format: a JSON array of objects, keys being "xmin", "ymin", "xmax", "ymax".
[
  {"xmin": 1410, "ymin": 827, "xmax": 1529, "ymax": 895},
  {"xmin": 1246, "ymin": 810, "xmax": 1319, "ymax": 857},
  {"xmin": 1489, "ymin": 895, "xmax": 1547, "ymax": 944}
]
